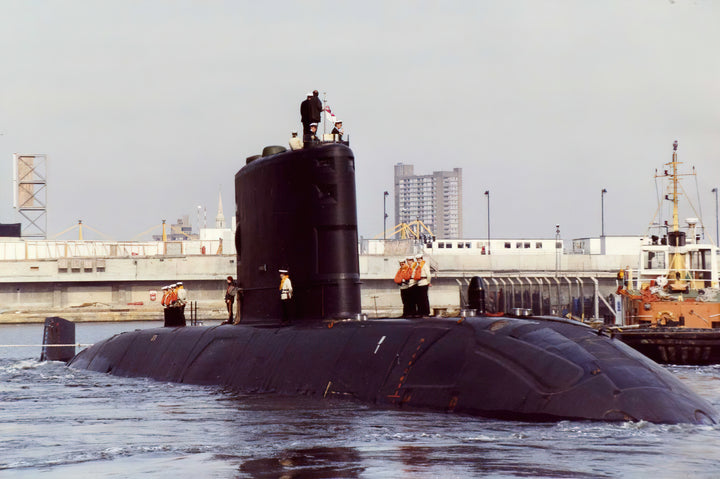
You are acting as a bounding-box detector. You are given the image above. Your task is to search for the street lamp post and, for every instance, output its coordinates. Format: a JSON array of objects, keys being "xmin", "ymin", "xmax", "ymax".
[
  {"xmin": 601, "ymin": 188, "xmax": 607, "ymax": 237},
  {"xmin": 713, "ymin": 187, "xmax": 719, "ymax": 245},
  {"xmin": 555, "ymin": 224, "xmax": 561, "ymax": 276},
  {"xmin": 484, "ymin": 190, "xmax": 490, "ymax": 254},
  {"xmin": 383, "ymin": 191, "xmax": 389, "ymax": 240}
]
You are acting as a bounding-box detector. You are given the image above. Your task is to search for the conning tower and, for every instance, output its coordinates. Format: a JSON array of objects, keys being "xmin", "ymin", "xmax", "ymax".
[{"xmin": 235, "ymin": 144, "xmax": 361, "ymax": 322}]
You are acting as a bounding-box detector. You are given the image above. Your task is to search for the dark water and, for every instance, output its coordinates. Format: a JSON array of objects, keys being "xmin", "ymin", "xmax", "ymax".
[{"xmin": 2, "ymin": 322, "xmax": 720, "ymax": 478}]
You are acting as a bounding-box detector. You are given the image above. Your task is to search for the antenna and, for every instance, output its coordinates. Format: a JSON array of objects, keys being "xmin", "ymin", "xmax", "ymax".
[{"xmin": 322, "ymin": 91, "xmax": 328, "ymax": 136}]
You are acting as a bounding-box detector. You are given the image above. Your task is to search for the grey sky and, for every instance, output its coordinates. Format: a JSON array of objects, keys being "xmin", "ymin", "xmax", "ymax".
[{"xmin": 1, "ymin": 0, "xmax": 719, "ymax": 242}]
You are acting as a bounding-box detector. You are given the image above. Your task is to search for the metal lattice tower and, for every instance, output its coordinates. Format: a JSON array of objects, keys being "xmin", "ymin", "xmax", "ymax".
[{"xmin": 13, "ymin": 154, "xmax": 48, "ymax": 239}]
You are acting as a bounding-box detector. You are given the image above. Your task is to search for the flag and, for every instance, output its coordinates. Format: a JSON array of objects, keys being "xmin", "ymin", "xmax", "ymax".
[{"xmin": 324, "ymin": 106, "xmax": 337, "ymax": 127}]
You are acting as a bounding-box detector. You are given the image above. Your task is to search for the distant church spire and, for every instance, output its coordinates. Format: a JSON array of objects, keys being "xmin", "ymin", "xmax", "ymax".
[{"xmin": 215, "ymin": 190, "xmax": 226, "ymax": 229}]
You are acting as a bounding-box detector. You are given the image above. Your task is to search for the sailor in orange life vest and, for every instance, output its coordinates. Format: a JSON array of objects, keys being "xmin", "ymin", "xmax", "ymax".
[
  {"xmin": 160, "ymin": 285, "xmax": 170, "ymax": 307},
  {"xmin": 393, "ymin": 258, "xmax": 411, "ymax": 317},
  {"xmin": 167, "ymin": 283, "xmax": 179, "ymax": 306},
  {"xmin": 279, "ymin": 269, "xmax": 293, "ymax": 323},
  {"xmin": 414, "ymin": 253, "xmax": 432, "ymax": 317}
]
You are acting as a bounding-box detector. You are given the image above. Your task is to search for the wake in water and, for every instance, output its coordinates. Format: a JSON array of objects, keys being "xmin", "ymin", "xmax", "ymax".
[{"xmin": 2, "ymin": 358, "xmax": 720, "ymax": 478}]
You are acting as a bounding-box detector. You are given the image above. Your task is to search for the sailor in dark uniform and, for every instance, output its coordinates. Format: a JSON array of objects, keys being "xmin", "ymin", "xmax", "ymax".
[
  {"xmin": 303, "ymin": 123, "xmax": 319, "ymax": 146},
  {"xmin": 331, "ymin": 119, "xmax": 344, "ymax": 141},
  {"xmin": 311, "ymin": 90, "xmax": 323, "ymax": 122},
  {"xmin": 300, "ymin": 92, "xmax": 314, "ymax": 136}
]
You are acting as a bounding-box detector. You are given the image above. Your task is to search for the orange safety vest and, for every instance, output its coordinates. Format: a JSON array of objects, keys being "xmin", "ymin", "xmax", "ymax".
[
  {"xmin": 168, "ymin": 288, "xmax": 178, "ymax": 305},
  {"xmin": 394, "ymin": 265, "xmax": 408, "ymax": 284},
  {"xmin": 413, "ymin": 260, "xmax": 425, "ymax": 281},
  {"xmin": 403, "ymin": 263, "xmax": 414, "ymax": 281},
  {"xmin": 161, "ymin": 290, "xmax": 169, "ymax": 306}
]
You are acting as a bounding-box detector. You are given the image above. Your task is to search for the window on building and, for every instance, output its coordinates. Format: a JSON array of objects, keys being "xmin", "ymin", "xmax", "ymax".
[
  {"xmin": 516, "ymin": 242, "xmax": 522, "ymax": 248},
  {"xmin": 505, "ymin": 242, "xmax": 511, "ymax": 249},
  {"xmin": 535, "ymin": 242, "xmax": 543, "ymax": 249},
  {"xmin": 524, "ymin": 242, "xmax": 530, "ymax": 249}
]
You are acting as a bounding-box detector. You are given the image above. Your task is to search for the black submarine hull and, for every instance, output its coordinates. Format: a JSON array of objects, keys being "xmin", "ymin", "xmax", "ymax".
[
  {"xmin": 65, "ymin": 142, "xmax": 718, "ymax": 424},
  {"xmin": 68, "ymin": 316, "xmax": 717, "ymax": 424}
]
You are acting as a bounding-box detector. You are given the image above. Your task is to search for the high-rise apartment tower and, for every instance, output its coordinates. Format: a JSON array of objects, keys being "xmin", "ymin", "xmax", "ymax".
[{"xmin": 394, "ymin": 163, "xmax": 462, "ymax": 238}]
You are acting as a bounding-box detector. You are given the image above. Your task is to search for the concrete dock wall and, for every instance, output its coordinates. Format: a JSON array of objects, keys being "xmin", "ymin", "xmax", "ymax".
[{"xmin": 1, "ymin": 252, "xmax": 628, "ymax": 323}]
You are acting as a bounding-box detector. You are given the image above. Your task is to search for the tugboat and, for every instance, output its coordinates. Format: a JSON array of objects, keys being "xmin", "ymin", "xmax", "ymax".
[{"xmin": 611, "ymin": 141, "xmax": 720, "ymax": 365}]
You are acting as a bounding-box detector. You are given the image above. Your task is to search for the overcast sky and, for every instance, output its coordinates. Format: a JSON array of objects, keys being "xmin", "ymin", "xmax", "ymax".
[{"xmin": 1, "ymin": 0, "xmax": 719, "ymax": 242}]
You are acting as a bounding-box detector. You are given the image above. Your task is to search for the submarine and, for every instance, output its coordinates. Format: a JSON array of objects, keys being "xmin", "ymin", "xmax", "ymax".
[{"xmin": 67, "ymin": 142, "xmax": 718, "ymax": 424}]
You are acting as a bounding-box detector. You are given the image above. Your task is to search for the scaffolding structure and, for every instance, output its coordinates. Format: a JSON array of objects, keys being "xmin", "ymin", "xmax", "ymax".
[{"xmin": 13, "ymin": 154, "xmax": 48, "ymax": 239}]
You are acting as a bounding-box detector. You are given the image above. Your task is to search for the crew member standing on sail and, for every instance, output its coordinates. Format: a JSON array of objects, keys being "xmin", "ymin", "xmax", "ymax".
[
  {"xmin": 304, "ymin": 123, "xmax": 319, "ymax": 146},
  {"xmin": 279, "ymin": 269, "xmax": 293, "ymax": 323},
  {"xmin": 311, "ymin": 90, "xmax": 322, "ymax": 123},
  {"xmin": 300, "ymin": 91, "xmax": 322, "ymax": 137},
  {"xmin": 414, "ymin": 253, "xmax": 431, "ymax": 316},
  {"xmin": 331, "ymin": 119, "xmax": 344, "ymax": 141},
  {"xmin": 289, "ymin": 130, "xmax": 303, "ymax": 150},
  {"xmin": 394, "ymin": 258, "xmax": 411, "ymax": 317},
  {"xmin": 300, "ymin": 93, "xmax": 314, "ymax": 136}
]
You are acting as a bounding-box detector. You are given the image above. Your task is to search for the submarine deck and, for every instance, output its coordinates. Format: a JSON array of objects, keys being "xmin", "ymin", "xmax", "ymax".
[{"xmin": 68, "ymin": 315, "xmax": 718, "ymax": 424}]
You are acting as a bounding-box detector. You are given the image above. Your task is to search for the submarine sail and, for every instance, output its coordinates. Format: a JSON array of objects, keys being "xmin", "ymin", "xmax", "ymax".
[
  {"xmin": 68, "ymin": 143, "xmax": 718, "ymax": 424},
  {"xmin": 235, "ymin": 144, "xmax": 360, "ymax": 322}
]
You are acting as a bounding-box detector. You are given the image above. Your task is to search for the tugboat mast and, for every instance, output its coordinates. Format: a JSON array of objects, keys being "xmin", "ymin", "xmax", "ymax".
[
  {"xmin": 670, "ymin": 139, "xmax": 681, "ymax": 233},
  {"xmin": 657, "ymin": 140, "xmax": 690, "ymax": 290}
]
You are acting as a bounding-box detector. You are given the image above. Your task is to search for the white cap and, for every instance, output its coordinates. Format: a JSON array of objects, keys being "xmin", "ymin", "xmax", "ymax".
[
  {"xmin": 415, "ymin": 253, "xmax": 423, "ymax": 259},
  {"xmin": 310, "ymin": 122, "xmax": 318, "ymax": 127},
  {"xmin": 334, "ymin": 119, "xmax": 342, "ymax": 124},
  {"xmin": 399, "ymin": 259, "xmax": 405, "ymax": 264},
  {"xmin": 406, "ymin": 256, "xmax": 414, "ymax": 261},
  {"xmin": 306, "ymin": 92, "xmax": 313, "ymax": 97},
  {"xmin": 176, "ymin": 282, "xmax": 183, "ymax": 285},
  {"xmin": 279, "ymin": 269, "xmax": 289, "ymax": 274}
]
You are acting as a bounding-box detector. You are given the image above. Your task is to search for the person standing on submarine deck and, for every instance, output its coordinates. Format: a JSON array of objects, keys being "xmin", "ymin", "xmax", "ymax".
[
  {"xmin": 279, "ymin": 269, "xmax": 293, "ymax": 323},
  {"xmin": 224, "ymin": 276, "xmax": 237, "ymax": 324},
  {"xmin": 405, "ymin": 256, "xmax": 418, "ymax": 317},
  {"xmin": 394, "ymin": 258, "xmax": 411, "ymax": 317},
  {"xmin": 414, "ymin": 253, "xmax": 432, "ymax": 317}
]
